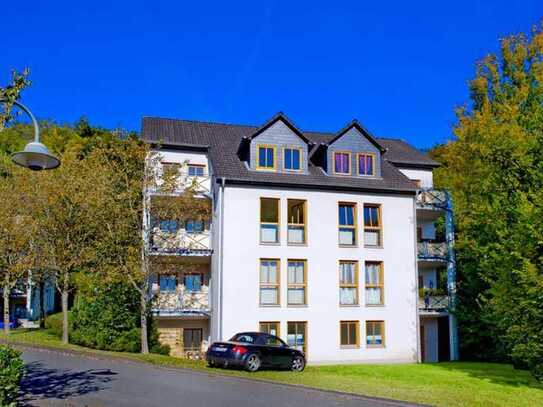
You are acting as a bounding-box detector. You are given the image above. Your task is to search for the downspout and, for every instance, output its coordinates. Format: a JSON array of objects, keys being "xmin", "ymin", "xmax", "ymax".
[
  {"xmin": 413, "ymin": 194, "xmax": 422, "ymax": 363},
  {"xmin": 218, "ymin": 177, "xmax": 226, "ymax": 340},
  {"xmin": 445, "ymin": 191, "xmax": 459, "ymax": 361}
]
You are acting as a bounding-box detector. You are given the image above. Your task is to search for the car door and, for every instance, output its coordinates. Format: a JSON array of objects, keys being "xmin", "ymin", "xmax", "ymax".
[{"xmin": 264, "ymin": 335, "xmax": 292, "ymax": 367}]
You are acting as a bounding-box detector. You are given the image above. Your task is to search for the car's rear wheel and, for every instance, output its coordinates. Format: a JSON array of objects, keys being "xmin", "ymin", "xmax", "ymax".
[
  {"xmin": 245, "ymin": 354, "xmax": 261, "ymax": 372},
  {"xmin": 291, "ymin": 355, "xmax": 305, "ymax": 372}
]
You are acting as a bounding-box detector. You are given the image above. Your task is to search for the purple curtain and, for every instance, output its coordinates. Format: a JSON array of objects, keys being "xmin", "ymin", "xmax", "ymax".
[{"xmin": 335, "ymin": 153, "xmax": 349, "ymax": 173}]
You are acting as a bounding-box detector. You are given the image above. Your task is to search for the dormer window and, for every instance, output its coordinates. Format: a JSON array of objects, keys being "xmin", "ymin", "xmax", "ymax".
[
  {"xmin": 333, "ymin": 152, "xmax": 351, "ymax": 175},
  {"xmin": 257, "ymin": 145, "xmax": 277, "ymax": 171},
  {"xmin": 283, "ymin": 147, "xmax": 301, "ymax": 171},
  {"xmin": 357, "ymin": 153, "xmax": 375, "ymax": 176}
]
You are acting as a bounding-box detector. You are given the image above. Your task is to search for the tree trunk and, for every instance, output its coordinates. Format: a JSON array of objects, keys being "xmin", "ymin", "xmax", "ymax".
[
  {"xmin": 39, "ymin": 280, "xmax": 46, "ymax": 329},
  {"xmin": 140, "ymin": 289, "xmax": 149, "ymax": 354},
  {"xmin": 61, "ymin": 273, "xmax": 69, "ymax": 344},
  {"xmin": 3, "ymin": 285, "xmax": 10, "ymax": 334}
]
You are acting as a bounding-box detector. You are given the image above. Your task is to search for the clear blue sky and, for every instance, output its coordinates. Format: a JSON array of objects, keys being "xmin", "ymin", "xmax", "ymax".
[{"xmin": 1, "ymin": 1, "xmax": 541, "ymax": 148}]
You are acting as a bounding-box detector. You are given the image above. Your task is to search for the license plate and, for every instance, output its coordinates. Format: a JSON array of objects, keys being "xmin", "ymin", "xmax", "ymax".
[{"xmin": 213, "ymin": 347, "xmax": 227, "ymax": 352}]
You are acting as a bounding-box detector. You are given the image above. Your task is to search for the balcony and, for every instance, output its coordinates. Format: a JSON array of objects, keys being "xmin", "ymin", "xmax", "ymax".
[
  {"xmin": 152, "ymin": 286, "xmax": 210, "ymax": 317},
  {"xmin": 419, "ymin": 294, "xmax": 450, "ymax": 313},
  {"xmin": 418, "ymin": 242, "xmax": 449, "ymax": 263},
  {"xmin": 150, "ymin": 229, "xmax": 212, "ymax": 257},
  {"xmin": 148, "ymin": 172, "xmax": 211, "ymax": 197}
]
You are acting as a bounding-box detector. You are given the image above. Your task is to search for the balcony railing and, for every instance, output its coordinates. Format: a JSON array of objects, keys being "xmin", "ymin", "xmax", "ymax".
[
  {"xmin": 418, "ymin": 242, "xmax": 449, "ymax": 262},
  {"xmin": 150, "ymin": 230, "xmax": 212, "ymax": 256},
  {"xmin": 149, "ymin": 172, "xmax": 211, "ymax": 196},
  {"xmin": 419, "ymin": 295, "xmax": 450, "ymax": 311},
  {"xmin": 152, "ymin": 286, "xmax": 210, "ymax": 316},
  {"xmin": 416, "ymin": 189, "xmax": 448, "ymax": 210}
]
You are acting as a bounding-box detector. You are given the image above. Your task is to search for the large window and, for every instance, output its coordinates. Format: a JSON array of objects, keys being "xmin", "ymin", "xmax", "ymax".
[
  {"xmin": 260, "ymin": 259, "xmax": 280, "ymax": 306},
  {"xmin": 340, "ymin": 321, "xmax": 359, "ymax": 347},
  {"xmin": 365, "ymin": 262, "xmax": 384, "ymax": 305},
  {"xmin": 159, "ymin": 274, "xmax": 177, "ymax": 292},
  {"xmin": 257, "ymin": 145, "xmax": 276, "ymax": 170},
  {"xmin": 287, "ymin": 260, "xmax": 306, "ymax": 305},
  {"xmin": 287, "ymin": 199, "xmax": 306, "ymax": 244},
  {"xmin": 284, "ymin": 147, "xmax": 302, "ymax": 171},
  {"xmin": 259, "ymin": 321, "xmax": 280, "ymax": 337},
  {"xmin": 333, "ymin": 152, "xmax": 351, "ymax": 174},
  {"xmin": 188, "ymin": 164, "xmax": 205, "ymax": 177},
  {"xmin": 287, "ymin": 321, "xmax": 307, "ymax": 353},
  {"xmin": 260, "ymin": 198, "xmax": 280, "ymax": 243},
  {"xmin": 357, "ymin": 153, "xmax": 375, "ymax": 176},
  {"xmin": 183, "ymin": 328, "xmax": 203, "ymax": 352},
  {"xmin": 364, "ymin": 204, "xmax": 382, "ymax": 246},
  {"xmin": 366, "ymin": 321, "xmax": 385, "ymax": 347},
  {"xmin": 339, "ymin": 261, "xmax": 358, "ymax": 305},
  {"xmin": 338, "ymin": 203, "xmax": 357, "ymax": 246},
  {"xmin": 184, "ymin": 273, "xmax": 203, "ymax": 292}
]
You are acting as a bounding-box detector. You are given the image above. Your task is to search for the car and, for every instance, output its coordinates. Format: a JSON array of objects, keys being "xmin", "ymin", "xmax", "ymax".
[
  {"xmin": 0, "ymin": 316, "xmax": 19, "ymax": 329},
  {"xmin": 206, "ymin": 332, "xmax": 306, "ymax": 372}
]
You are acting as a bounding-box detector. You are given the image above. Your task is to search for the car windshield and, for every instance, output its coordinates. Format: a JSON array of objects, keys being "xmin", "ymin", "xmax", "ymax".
[{"xmin": 229, "ymin": 333, "xmax": 258, "ymax": 344}]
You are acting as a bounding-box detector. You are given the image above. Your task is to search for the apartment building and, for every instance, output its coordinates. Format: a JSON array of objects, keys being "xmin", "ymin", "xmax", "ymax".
[{"xmin": 141, "ymin": 112, "xmax": 458, "ymax": 364}]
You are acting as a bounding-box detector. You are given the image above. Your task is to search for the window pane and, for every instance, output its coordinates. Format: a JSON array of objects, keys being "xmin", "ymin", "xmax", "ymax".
[
  {"xmin": 260, "ymin": 261, "xmax": 277, "ymax": 283},
  {"xmin": 340, "ymin": 262, "xmax": 355, "ymax": 284},
  {"xmin": 261, "ymin": 224, "xmax": 278, "ymax": 243},
  {"xmin": 185, "ymin": 274, "xmax": 202, "ymax": 292},
  {"xmin": 261, "ymin": 199, "xmax": 279, "ymax": 223},
  {"xmin": 341, "ymin": 323, "xmax": 348, "ymax": 345},
  {"xmin": 288, "ymin": 226, "xmax": 304, "ymax": 243},
  {"xmin": 339, "ymin": 205, "xmax": 354, "ymax": 226},
  {"xmin": 267, "ymin": 148, "xmax": 274, "ymax": 167},
  {"xmin": 284, "ymin": 149, "xmax": 292, "ymax": 169},
  {"xmin": 293, "ymin": 149, "xmax": 300, "ymax": 169},
  {"xmin": 364, "ymin": 206, "xmax": 379, "ymax": 227},
  {"xmin": 340, "ymin": 288, "xmax": 357, "ymax": 305},
  {"xmin": 288, "ymin": 200, "xmax": 305, "ymax": 224},
  {"xmin": 364, "ymin": 230, "xmax": 380, "ymax": 246},
  {"xmin": 349, "ymin": 323, "xmax": 357, "ymax": 345},
  {"xmin": 287, "ymin": 322, "xmax": 306, "ymax": 352},
  {"xmin": 335, "ymin": 152, "xmax": 350, "ymax": 173},
  {"xmin": 160, "ymin": 220, "xmax": 178, "ymax": 233},
  {"xmin": 160, "ymin": 275, "xmax": 176, "ymax": 292},
  {"xmin": 339, "ymin": 228, "xmax": 355, "ymax": 245},
  {"xmin": 367, "ymin": 156, "xmax": 373, "ymax": 175},
  {"xmin": 365, "ymin": 263, "xmax": 380, "ymax": 284},
  {"xmin": 359, "ymin": 155, "xmax": 367, "ymax": 175},
  {"xmin": 288, "ymin": 288, "xmax": 305, "ymax": 305},
  {"xmin": 288, "ymin": 262, "xmax": 304, "ymax": 284},
  {"xmin": 258, "ymin": 147, "xmax": 267, "ymax": 167},
  {"xmin": 260, "ymin": 288, "xmax": 278, "ymax": 304},
  {"xmin": 366, "ymin": 288, "xmax": 382, "ymax": 305}
]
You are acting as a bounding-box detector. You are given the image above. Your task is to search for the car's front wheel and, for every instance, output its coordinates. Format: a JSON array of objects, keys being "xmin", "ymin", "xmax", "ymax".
[
  {"xmin": 291, "ymin": 355, "xmax": 305, "ymax": 372},
  {"xmin": 245, "ymin": 354, "xmax": 261, "ymax": 372}
]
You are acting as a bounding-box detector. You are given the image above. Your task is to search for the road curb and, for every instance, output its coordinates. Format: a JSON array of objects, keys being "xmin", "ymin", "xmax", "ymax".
[{"xmin": 5, "ymin": 340, "xmax": 427, "ymax": 407}]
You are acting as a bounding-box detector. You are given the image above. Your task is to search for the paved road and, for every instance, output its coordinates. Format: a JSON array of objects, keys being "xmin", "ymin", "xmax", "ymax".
[{"xmin": 19, "ymin": 348, "xmax": 420, "ymax": 407}]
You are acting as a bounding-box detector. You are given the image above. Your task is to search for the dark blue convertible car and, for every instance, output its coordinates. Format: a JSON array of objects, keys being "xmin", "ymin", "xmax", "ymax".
[{"xmin": 206, "ymin": 332, "xmax": 306, "ymax": 372}]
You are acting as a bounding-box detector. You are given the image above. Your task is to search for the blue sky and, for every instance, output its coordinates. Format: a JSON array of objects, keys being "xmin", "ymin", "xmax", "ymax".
[{"xmin": 1, "ymin": 1, "xmax": 541, "ymax": 148}]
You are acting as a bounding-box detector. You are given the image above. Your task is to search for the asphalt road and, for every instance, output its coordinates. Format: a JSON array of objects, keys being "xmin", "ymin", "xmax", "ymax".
[{"xmin": 19, "ymin": 348, "xmax": 421, "ymax": 407}]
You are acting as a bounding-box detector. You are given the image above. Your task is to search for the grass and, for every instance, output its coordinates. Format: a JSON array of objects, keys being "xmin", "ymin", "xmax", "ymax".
[{"xmin": 2, "ymin": 329, "xmax": 543, "ymax": 407}]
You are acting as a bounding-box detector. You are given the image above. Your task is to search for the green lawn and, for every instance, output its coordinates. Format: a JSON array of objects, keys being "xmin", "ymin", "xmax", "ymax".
[{"xmin": 2, "ymin": 329, "xmax": 542, "ymax": 407}]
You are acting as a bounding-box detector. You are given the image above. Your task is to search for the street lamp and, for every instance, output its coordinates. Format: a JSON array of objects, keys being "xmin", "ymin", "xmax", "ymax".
[{"xmin": 1, "ymin": 99, "xmax": 60, "ymax": 170}]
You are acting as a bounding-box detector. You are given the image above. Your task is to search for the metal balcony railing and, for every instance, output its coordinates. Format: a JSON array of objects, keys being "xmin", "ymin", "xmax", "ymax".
[
  {"xmin": 416, "ymin": 189, "xmax": 448, "ymax": 210},
  {"xmin": 149, "ymin": 172, "xmax": 211, "ymax": 196},
  {"xmin": 419, "ymin": 295, "xmax": 450, "ymax": 311},
  {"xmin": 150, "ymin": 230, "xmax": 212, "ymax": 256},
  {"xmin": 152, "ymin": 287, "xmax": 210, "ymax": 316},
  {"xmin": 418, "ymin": 242, "xmax": 449, "ymax": 262}
]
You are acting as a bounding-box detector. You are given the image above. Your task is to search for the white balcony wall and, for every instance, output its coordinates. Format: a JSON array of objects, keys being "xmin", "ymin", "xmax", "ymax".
[
  {"xmin": 150, "ymin": 149, "xmax": 211, "ymax": 193},
  {"xmin": 219, "ymin": 185, "xmax": 418, "ymax": 364},
  {"xmin": 398, "ymin": 168, "xmax": 433, "ymax": 189}
]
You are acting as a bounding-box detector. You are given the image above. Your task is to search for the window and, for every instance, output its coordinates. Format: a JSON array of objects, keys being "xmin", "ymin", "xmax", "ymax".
[
  {"xmin": 257, "ymin": 145, "xmax": 276, "ymax": 170},
  {"xmin": 183, "ymin": 328, "xmax": 202, "ymax": 352},
  {"xmin": 188, "ymin": 164, "xmax": 205, "ymax": 177},
  {"xmin": 159, "ymin": 274, "xmax": 177, "ymax": 292},
  {"xmin": 366, "ymin": 321, "xmax": 385, "ymax": 347},
  {"xmin": 260, "ymin": 259, "xmax": 280, "ymax": 305},
  {"xmin": 287, "ymin": 199, "xmax": 306, "ymax": 244},
  {"xmin": 333, "ymin": 151, "xmax": 351, "ymax": 174},
  {"xmin": 284, "ymin": 147, "xmax": 302, "ymax": 171},
  {"xmin": 365, "ymin": 262, "xmax": 384, "ymax": 305},
  {"xmin": 287, "ymin": 321, "xmax": 307, "ymax": 353},
  {"xmin": 260, "ymin": 321, "xmax": 280, "ymax": 337},
  {"xmin": 184, "ymin": 274, "xmax": 203, "ymax": 292},
  {"xmin": 357, "ymin": 153, "xmax": 375, "ymax": 176},
  {"xmin": 340, "ymin": 321, "xmax": 359, "ymax": 347},
  {"xmin": 162, "ymin": 162, "xmax": 181, "ymax": 175},
  {"xmin": 338, "ymin": 203, "xmax": 356, "ymax": 246},
  {"xmin": 287, "ymin": 260, "xmax": 306, "ymax": 305},
  {"xmin": 185, "ymin": 220, "xmax": 205, "ymax": 233},
  {"xmin": 159, "ymin": 219, "xmax": 178, "ymax": 234},
  {"xmin": 260, "ymin": 198, "xmax": 280, "ymax": 243},
  {"xmin": 364, "ymin": 204, "xmax": 382, "ymax": 246},
  {"xmin": 339, "ymin": 261, "xmax": 358, "ymax": 305}
]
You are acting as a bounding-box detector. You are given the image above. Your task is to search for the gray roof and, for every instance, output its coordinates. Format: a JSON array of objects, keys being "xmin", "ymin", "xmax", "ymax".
[{"xmin": 141, "ymin": 116, "xmax": 439, "ymax": 195}]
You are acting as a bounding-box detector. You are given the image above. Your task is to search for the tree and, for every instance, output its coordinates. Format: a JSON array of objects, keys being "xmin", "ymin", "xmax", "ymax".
[
  {"xmin": 0, "ymin": 68, "xmax": 31, "ymax": 130},
  {"xmin": 94, "ymin": 141, "xmax": 211, "ymax": 353},
  {"xmin": 430, "ymin": 24, "xmax": 543, "ymax": 378},
  {"xmin": 0, "ymin": 161, "xmax": 33, "ymax": 333}
]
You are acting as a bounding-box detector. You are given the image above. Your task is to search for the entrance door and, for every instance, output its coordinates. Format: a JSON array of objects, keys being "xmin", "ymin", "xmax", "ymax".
[{"xmin": 183, "ymin": 328, "xmax": 203, "ymax": 354}]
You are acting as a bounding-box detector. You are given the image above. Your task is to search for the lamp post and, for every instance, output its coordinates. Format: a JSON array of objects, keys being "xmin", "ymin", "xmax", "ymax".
[{"xmin": 1, "ymin": 99, "xmax": 60, "ymax": 170}]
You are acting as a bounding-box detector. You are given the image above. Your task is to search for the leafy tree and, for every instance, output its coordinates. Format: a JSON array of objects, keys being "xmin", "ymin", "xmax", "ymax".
[
  {"xmin": 0, "ymin": 68, "xmax": 31, "ymax": 129},
  {"xmin": 430, "ymin": 24, "xmax": 543, "ymax": 378}
]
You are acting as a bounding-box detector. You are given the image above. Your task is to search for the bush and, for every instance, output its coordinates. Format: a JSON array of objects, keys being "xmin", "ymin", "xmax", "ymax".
[
  {"xmin": 0, "ymin": 345, "xmax": 25, "ymax": 406},
  {"xmin": 45, "ymin": 311, "xmax": 71, "ymax": 338},
  {"xmin": 70, "ymin": 281, "xmax": 165, "ymax": 354}
]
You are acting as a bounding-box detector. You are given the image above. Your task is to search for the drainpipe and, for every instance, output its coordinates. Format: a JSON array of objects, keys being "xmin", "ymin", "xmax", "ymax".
[
  {"xmin": 445, "ymin": 191, "xmax": 459, "ymax": 361},
  {"xmin": 218, "ymin": 177, "xmax": 226, "ymax": 341},
  {"xmin": 413, "ymin": 194, "xmax": 422, "ymax": 363}
]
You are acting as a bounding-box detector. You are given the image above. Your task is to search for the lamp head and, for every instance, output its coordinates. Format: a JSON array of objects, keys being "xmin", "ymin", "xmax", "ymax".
[{"xmin": 12, "ymin": 141, "xmax": 61, "ymax": 171}]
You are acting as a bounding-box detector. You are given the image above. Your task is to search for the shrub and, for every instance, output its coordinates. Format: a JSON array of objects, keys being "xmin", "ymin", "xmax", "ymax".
[
  {"xmin": 0, "ymin": 345, "xmax": 25, "ymax": 407},
  {"xmin": 70, "ymin": 281, "xmax": 164, "ymax": 354},
  {"xmin": 45, "ymin": 311, "xmax": 71, "ymax": 338}
]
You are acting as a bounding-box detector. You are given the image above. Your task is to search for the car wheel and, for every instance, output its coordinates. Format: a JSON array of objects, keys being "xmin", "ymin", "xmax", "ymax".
[
  {"xmin": 207, "ymin": 360, "xmax": 216, "ymax": 368},
  {"xmin": 291, "ymin": 355, "xmax": 305, "ymax": 372},
  {"xmin": 245, "ymin": 354, "xmax": 261, "ymax": 372}
]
